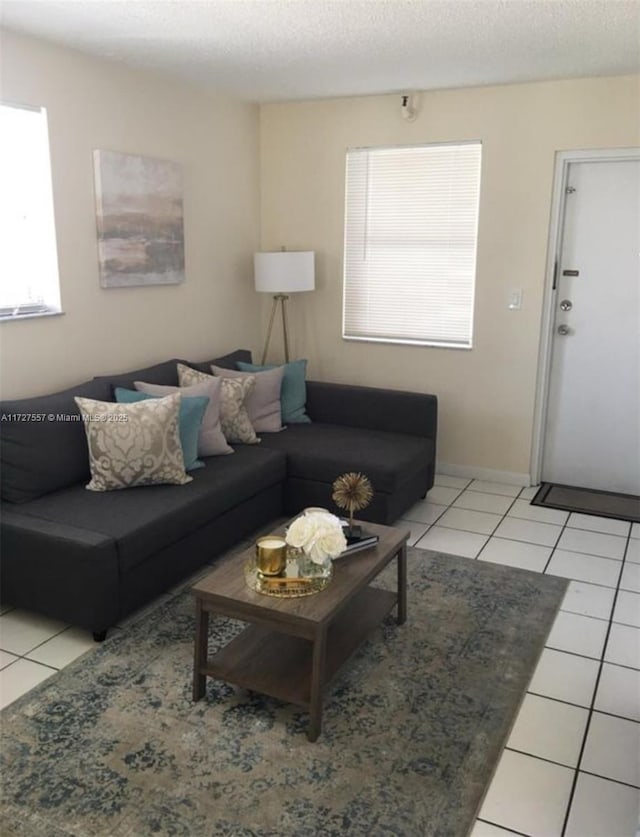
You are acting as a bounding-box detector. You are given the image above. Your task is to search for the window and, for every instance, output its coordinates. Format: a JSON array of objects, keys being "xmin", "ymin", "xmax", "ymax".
[
  {"xmin": 343, "ymin": 142, "xmax": 481, "ymax": 348},
  {"xmin": 0, "ymin": 102, "xmax": 61, "ymax": 320}
]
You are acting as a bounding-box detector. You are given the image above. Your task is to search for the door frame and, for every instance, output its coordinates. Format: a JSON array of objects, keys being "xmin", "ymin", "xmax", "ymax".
[{"xmin": 530, "ymin": 147, "xmax": 640, "ymax": 486}]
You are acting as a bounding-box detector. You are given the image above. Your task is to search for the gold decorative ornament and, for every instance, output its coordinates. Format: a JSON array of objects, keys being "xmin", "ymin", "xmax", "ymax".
[{"xmin": 332, "ymin": 472, "xmax": 373, "ymax": 537}]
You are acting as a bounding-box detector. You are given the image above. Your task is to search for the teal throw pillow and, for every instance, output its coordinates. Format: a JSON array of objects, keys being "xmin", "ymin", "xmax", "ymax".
[
  {"xmin": 237, "ymin": 359, "xmax": 311, "ymax": 423},
  {"xmin": 115, "ymin": 388, "xmax": 209, "ymax": 471}
]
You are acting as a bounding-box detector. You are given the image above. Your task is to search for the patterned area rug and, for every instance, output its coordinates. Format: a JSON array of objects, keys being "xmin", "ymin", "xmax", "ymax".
[
  {"xmin": 532, "ymin": 482, "xmax": 640, "ymax": 523},
  {"xmin": 0, "ymin": 548, "xmax": 567, "ymax": 837}
]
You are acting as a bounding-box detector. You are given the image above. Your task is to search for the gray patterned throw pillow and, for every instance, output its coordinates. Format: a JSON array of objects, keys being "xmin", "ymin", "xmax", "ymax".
[
  {"xmin": 74, "ymin": 393, "xmax": 192, "ymax": 491},
  {"xmin": 177, "ymin": 363, "xmax": 259, "ymax": 444}
]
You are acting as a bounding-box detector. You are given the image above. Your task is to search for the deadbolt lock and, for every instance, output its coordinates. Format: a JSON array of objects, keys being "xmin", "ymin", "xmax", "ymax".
[
  {"xmin": 559, "ymin": 299, "xmax": 573, "ymax": 311},
  {"xmin": 557, "ymin": 324, "xmax": 571, "ymax": 336}
]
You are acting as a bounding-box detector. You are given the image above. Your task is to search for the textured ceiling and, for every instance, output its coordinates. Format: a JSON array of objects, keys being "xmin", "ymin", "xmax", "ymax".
[{"xmin": 1, "ymin": 0, "xmax": 639, "ymax": 102}]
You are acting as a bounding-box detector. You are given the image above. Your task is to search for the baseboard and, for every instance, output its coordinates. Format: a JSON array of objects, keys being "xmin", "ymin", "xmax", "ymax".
[{"xmin": 436, "ymin": 463, "xmax": 532, "ymax": 487}]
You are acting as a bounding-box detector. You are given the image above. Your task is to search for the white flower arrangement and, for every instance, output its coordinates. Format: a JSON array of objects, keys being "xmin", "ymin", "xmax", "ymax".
[{"xmin": 285, "ymin": 509, "xmax": 347, "ymax": 566}]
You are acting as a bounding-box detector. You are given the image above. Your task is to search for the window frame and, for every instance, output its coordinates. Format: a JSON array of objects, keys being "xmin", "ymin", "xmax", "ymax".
[
  {"xmin": 0, "ymin": 100, "xmax": 63, "ymax": 322},
  {"xmin": 342, "ymin": 140, "xmax": 482, "ymax": 350}
]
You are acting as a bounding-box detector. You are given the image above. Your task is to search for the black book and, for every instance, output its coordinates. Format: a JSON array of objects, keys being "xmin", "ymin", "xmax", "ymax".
[{"xmin": 338, "ymin": 524, "xmax": 379, "ymax": 556}]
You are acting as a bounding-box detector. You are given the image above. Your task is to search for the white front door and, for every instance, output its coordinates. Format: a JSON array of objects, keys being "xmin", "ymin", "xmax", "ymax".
[{"xmin": 542, "ymin": 158, "xmax": 640, "ymax": 495}]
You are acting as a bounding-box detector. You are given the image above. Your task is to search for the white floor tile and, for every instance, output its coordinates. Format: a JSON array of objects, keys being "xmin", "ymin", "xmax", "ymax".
[
  {"xmin": 433, "ymin": 473, "xmax": 471, "ymax": 489},
  {"xmin": 581, "ymin": 712, "xmax": 640, "ymax": 787},
  {"xmin": 494, "ymin": 517, "xmax": 562, "ymax": 548},
  {"xmin": 469, "ymin": 480, "xmax": 522, "ymax": 497},
  {"xmin": 25, "ymin": 627, "xmax": 96, "ymax": 669},
  {"xmin": 478, "ymin": 749, "xmax": 574, "ymax": 837},
  {"xmin": 631, "ymin": 522, "xmax": 640, "ymax": 539},
  {"xmin": 604, "ymin": 623, "xmax": 640, "ymax": 669},
  {"xmin": 565, "ymin": 771, "xmax": 640, "ymax": 837},
  {"xmin": 507, "ymin": 693, "xmax": 588, "ymax": 767},
  {"xmin": 556, "ymin": 528, "xmax": 627, "ymax": 560},
  {"xmin": 0, "ymin": 658, "xmax": 56, "ymax": 709},
  {"xmin": 546, "ymin": 550, "xmax": 622, "ymax": 588},
  {"xmin": 546, "ymin": 611, "xmax": 609, "ymax": 660},
  {"xmin": 0, "ymin": 650, "xmax": 19, "ymax": 670},
  {"xmin": 613, "ymin": 590, "xmax": 640, "ymax": 629},
  {"xmin": 567, "ymin": 513, "xmax": 631, "ymax": 537},
  {"xmin": 470, "ymin": 822, "xmax": 517, "ymax": 836},
  {"xmin": 0, "ymin": 609, "xmax": 68, "ymax": 656},
  {"xmin": 560, "ymin": 580, "xmax": 615, "ymax": 620},
  {"xmin": 620, "ymin": 561, "xmax": 640, "ymax": 593},
  {"xmin": 437, "ymin": 507, "xmax": 502, "ymax": 535},
  {"xmin": 508, "ymin": 499, "xmax": 569, "ymax": 526},
  {"xmin": 528, "ymin": 648, "xmax": 599, "ymax": 708},
  {"xmin": 518, "ymin": 486, "xmax": 540, "ymax": 501},
  {"xmin": 397, "ymin": 519, "xmax": 430, "ymax": 547},
  {"xmin": 595, "ymin": 662, "xmax": 640, "ymax": 722},
  {"xmin": 453, "ymin": 491, "xmax": 514, "ymax": 515},
  {"xmin": 426, "ymin": 484, "xmax": 464, "ymax": 505},
  {"xmin": 625, "ymin": 538, "xmax": 640, "ymax": 564},
  {"xmin": 402, "ymin": 500, "xmax": 448, "ymax": 525},
  {"xmin": 415, "ymin": 526, "xmax": 488, "ymax": 558},
  {"xmin": 478, "ymin": 537, "xmax": 551, "ymax": 573}
]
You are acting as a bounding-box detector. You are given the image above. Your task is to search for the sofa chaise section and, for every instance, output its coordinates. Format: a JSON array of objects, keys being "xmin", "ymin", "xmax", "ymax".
[{"xmin": 259, "ymin": 380, "xmax": 437, "ymax": 523}]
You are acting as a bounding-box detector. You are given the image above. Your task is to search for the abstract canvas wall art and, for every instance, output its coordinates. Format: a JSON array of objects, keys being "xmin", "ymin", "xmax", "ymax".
[{"xmin": 93, "ymin": 150, "xmax": 185, "ymax": 287}]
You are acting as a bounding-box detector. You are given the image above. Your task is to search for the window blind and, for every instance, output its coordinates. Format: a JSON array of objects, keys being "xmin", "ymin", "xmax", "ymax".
[
  {"xmin": 0, "ymin": 102, "xmax": 61, "ymax": 319},
  {"xmin": 343, "ymin": 142, "xmax": 481, "ymax": 348}
]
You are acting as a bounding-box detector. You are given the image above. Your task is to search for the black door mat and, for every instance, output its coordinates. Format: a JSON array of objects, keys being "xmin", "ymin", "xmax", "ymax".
[{"xmin": 532, "ymin": 482, "xmax": 640, "ymax": 523}]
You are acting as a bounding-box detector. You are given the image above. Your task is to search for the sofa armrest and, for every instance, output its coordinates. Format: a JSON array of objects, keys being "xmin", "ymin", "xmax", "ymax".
[
  {"xmin": 1, "ymin": 509, "xmax": 116, "ymax": 551},
  {"xmin": 305, "ymin": 380, "xmax": 437, "ymax": 440},
  {"xmin": 0, "ymin": 508, "xmax": 119, "ymax": 632}
]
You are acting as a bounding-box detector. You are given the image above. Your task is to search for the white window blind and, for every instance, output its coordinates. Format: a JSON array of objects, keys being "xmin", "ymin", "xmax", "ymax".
[
  {"xmin": 0, "ymin": 102, "xmax": 61, "ymax": 320},
  {"xmin": 343, "ymin": 142, "xmax": 481, "ymax": 348}
]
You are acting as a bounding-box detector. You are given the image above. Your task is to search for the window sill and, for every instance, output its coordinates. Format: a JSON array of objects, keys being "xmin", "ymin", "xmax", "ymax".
[
  {"xmin": 0, "ymin": 310, "xmax": 65, "ymax": 323},
  {"xmin": 342, "ymin": 335, "xmax": 472, "ymax": 350}
]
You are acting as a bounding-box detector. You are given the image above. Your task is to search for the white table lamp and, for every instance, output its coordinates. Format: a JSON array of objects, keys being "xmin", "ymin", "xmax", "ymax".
[{"xmin": 254, "ymin": 250, "xmax": 315, "ymax": 364}]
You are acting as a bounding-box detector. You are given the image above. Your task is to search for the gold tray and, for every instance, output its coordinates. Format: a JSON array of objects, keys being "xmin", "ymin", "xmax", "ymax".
[{"xmin": 244, "ymin": 553, "xmax": 333, "ymax": 598}]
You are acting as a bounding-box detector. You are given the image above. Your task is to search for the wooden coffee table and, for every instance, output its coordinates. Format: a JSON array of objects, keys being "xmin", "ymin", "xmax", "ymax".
[{"xmin": 192, "ymin": 520, "xmax": 408, "ymax": 741}]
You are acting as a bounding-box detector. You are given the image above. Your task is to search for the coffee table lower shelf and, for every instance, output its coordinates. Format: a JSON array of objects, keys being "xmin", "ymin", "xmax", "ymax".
[{"xmin": 196, "ymin": 585, "xmax": 397, "ymax": 727}]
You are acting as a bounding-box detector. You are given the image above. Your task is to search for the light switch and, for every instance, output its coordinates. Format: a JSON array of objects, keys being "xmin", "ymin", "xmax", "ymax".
[{"xmin": 508, "ymin": 289, "xmax": 523, "ymax": 310}]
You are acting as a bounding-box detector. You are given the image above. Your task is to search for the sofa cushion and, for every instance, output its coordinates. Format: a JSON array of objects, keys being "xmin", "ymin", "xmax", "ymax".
[
  {"xmin": 75, "ymin": 394, "xmax": 192, "ymax": 491},
  {"xmin": 187, "ymin": 349, "xmax": 252, "ymax": 374},
  {"xmin": 1, "ymin": 378, "xmax": 114, "ymax": 504},
  {"xmin": 177, "ymin": 364, "xmax": 259, "ymax": 445},
  {"xmin": 238, "ymin": 359, "xmax": 310, "ymax": 423},
  {"xmin": 134, "ymin": 378, "xmax": 232, "ymax": 457},
  {"xmin": 13, "ymin": 445, "xmax": 286, "ymax": 573},
  {"xmin": 115, "ymin": 388, "xmax": 209, "ymax": 471},
  {"xmin": 211, "ymin": 364, "xmax": 284, "ymax": 433},
  {"xmin": 93, "ymin": 358, "xmax": 183, "ymax": 394},
  {"xmin": 258, "ymin": 423, "xmax": 434, "ymax": 494}
]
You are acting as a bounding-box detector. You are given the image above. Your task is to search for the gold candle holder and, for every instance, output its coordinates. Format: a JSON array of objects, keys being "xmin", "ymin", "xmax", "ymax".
[{"xmin": 255, "ymin": 536, "xmax": 287, "ymax": 577}]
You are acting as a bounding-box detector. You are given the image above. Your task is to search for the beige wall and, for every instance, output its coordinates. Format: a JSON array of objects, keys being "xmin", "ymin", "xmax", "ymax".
[
  {"xmin": 259, "ymin": 76, "xmax": 640, "ymax": 480},
  {"xmin": 0, "ymin": 30, "xmax": 261, "ymax": 398}
]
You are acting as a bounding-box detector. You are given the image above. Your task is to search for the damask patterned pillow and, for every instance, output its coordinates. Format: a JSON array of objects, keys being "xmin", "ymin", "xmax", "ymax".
[
  {"xmin": 133, "ymin": 377, "xmax": 232, "ymax": 457},
  {"xmin": 177, "ymin": 363, "xmax": 259, "ymax": 444},
  {"xmin": 211, "ymin": 364, "xmax": 284, "ymax": 433},
  {"xmin": 74, "ymin": 393, "xmax": 192, "ymax": 491}
]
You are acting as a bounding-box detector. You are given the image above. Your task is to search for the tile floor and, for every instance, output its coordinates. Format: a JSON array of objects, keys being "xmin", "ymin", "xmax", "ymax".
[{"xmin": 1, "ymin": 475, "xmax": 639, "ymax": 836}]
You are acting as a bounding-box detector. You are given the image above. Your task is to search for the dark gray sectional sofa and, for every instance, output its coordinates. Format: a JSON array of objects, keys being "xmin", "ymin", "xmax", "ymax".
[{"xmin": 0, "ymin": 350, "xmax": 437, "ymax": 638}]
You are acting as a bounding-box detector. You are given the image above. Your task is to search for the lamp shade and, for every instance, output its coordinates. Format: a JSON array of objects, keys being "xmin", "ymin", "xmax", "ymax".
[{"xmin": 254, "ymin": 251, "xmax": 315, "ymax": 293}]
